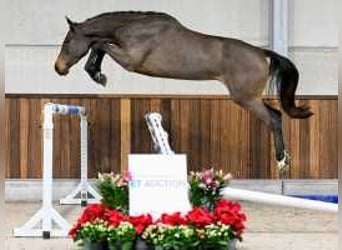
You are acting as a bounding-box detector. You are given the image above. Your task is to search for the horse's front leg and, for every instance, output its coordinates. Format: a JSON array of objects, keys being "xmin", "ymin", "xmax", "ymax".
[{"xmin": 84, "ymin": 48, "xmax": 107, "ymax": 86}]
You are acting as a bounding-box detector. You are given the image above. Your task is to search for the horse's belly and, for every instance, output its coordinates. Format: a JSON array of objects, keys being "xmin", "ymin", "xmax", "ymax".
[{"xmin": 136, "ymin": 60, "xmax": 215, "ymax": 80}]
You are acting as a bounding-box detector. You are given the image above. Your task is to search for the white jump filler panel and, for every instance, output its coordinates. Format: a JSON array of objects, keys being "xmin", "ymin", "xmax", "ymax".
[{"xmin": 13, "ymin": 103, "xmax": 100, "ymax": 239}]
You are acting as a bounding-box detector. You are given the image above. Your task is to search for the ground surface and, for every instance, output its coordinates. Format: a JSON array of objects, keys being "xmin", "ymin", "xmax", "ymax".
[{"xmin": 5, "ymin": 201, "xmax": 338, "ymax": 250}]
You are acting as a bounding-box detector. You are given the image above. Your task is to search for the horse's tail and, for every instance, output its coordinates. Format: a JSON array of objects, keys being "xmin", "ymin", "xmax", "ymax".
[{"xmin": 264, "ymin": 49, "xmax": 313, "ymax": 119}]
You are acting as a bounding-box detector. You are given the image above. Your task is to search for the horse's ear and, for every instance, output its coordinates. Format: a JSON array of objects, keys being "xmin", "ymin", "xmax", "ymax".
[{"xmin": 65, "ymin": 16, "xmax": 76, "ymax": 31}]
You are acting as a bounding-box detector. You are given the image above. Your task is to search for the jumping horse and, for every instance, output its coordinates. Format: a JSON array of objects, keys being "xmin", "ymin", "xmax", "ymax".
[{"xmin": 55, "ymin": 11, "xmax": 313, "ymax": 175}]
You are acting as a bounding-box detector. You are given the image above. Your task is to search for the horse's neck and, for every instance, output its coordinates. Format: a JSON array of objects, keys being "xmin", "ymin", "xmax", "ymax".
[{"xmin": 80, "ymin": 18, "xmax": 122, "ymax": 39}]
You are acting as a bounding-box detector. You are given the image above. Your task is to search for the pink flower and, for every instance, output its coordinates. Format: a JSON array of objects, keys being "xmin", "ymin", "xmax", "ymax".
[
  {"xmin": 205, "ymin": 178, "xmax": 213, "ymax": 185},
  {"xmin": 210, "ymin": 180, "xmax": 220, "ymax": 188},
  {"xmin": 116, "ymin": 171, "xmax": 132, "ymax": 187},
  {"xmin": 201, "ymin": 168, "xmax": 214, "ymax": 179},
  {"xmin": 122, "ymin": 171, "xmax": 132, "ymax": 182}
]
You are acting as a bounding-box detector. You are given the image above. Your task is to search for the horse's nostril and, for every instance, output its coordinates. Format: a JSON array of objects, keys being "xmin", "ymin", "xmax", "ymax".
[{"xmin": 55, "ymin": 61, "xmax": 68, "ymax": 75}]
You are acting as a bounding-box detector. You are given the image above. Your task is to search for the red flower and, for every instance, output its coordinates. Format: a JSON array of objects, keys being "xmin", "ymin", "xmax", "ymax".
[
  {"xmin": 129, "ymin": 214, "xmax": 153, "ymax": 234},
  {"xmin": 105, "ymin": 209, "xmax": 126, "ymax": 227},
  {"xmin": 68, "ymin": 223, "xmax": 81, "ymax": 238},
  {"xmin": 214, "ymin": 199, "xmax": 247, "ymax": 237},
  {"xmin": 158, "ymin": 212, "xmax": 187, "ymax": 226},
  {"xmin": 218, "ymin": 211, "xmax": 235, "ymax": 225},
  {"xmin": 215, "ymin": 199, "xmax": 241, "ymax": 213},
  {"xmin": 68, "ymin": 203, "xmax": 108, "ymax": 239},
  {"xmin": 79, "ymin": 203, "xmax": 107, "ymax": 225},
  {"xmin": 186, "ymin": 207, "xmax": 214, "ymax": 228}
]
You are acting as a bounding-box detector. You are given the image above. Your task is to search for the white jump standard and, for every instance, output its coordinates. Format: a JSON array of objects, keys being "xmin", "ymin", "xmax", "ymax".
[
  {"xmin": 59, "ymin": 108, "xmax": 101, "ymax": 206},
  {"xmin": 13, "ymin": 103, "xmax": 100, "ymax": 239}
]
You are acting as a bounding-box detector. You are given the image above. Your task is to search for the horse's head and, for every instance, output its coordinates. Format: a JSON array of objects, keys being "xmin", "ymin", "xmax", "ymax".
[{"xmin": 55, "ymin": 17, "xmax": 91, "ymax": 76}]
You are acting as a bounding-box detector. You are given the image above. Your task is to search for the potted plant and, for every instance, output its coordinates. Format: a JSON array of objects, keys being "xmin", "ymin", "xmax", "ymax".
[
  {"xmin": 107, "ymin": 222, "xmax": 137, "ymax": 250},
  {"xmin": 96, "ymin": 172, "xmax": 131, "ymax": 214},
  {"xmin": 142, "ymin": 223, "xmax": 200, "ymax": 249},
  {"xmin": 73, "ymin": 219, "xmax": 109, "ymax": 250},
  {"xmin": 188, "ymin": 168, "xmax": 232, "ymax": 211},
  {"xmin": 200, "ymin": 223, "xmax": 236, "ymax": 250},
  {"xmin": 69, "ymin": 204, "xmax": 109, "ymax": 249}
]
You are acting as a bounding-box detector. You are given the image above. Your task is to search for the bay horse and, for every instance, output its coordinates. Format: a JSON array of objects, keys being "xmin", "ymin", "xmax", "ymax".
[{"xmin": 54, "ymin": 11, "xmax": 313, "ymax": 175}]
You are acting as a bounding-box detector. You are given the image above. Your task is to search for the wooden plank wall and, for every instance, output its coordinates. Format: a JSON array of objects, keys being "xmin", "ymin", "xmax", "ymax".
[{"xmin": 5, "ymin": 95, "xmax": 337, "ymax": 179}]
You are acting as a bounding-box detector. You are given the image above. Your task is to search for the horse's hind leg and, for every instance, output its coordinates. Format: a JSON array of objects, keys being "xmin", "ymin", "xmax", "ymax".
[
  {"xmin": 232, "ymin": 97, "xmax": 289, "ymax": 175},
  {"xmin": 263, "ymin": 102, "xmax": 290, "ymax": 175},
  {"xmin": 84, "ymin": 48, "xmax": 107, "ymax": 86}
]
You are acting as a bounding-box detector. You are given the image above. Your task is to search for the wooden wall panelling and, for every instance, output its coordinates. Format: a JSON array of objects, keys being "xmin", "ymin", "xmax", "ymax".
[
  {"xmin": 120, "ymin": 99, "xmax": 131, "ymax": 172},
  {"xmin": 187, "ymin": 100, "xmax": 201, "ymax": 170},
  {"xmin": 131, "ymin": 98, "xmax": 155, "ymax": 154},
  {"xmin": 198, "ymin": 99, "xmax": 211, "ymax": 168},
  {"xmin": 87, "ymin": 98, "xmax": 122, "ymax": 176},
  {"xmin": 318, "ymin": 99, "xmax": 338, "ymax": 177},
  {"xmin": 19, "ymin": 98, "xmax": 29, "ymax": 178},
  {"xmin": 308, "ymin": 99, "xmax": 320, "ymax": 178},
  {"xmin": 170, "ymin": 99, "xmax": 191, "ymax": 161},
  {"xmin": 5, "ymin": 98, "xmax": 11, "ymax": 178},
  {"xmin": 208, "ymin": 100, "xmax": 222, "ymax": 173},
  {"xmin": 8, "ymin": 98, "xmax": 20, "ymax": 178},
  {"xmin": 5, "ymin": 96, "xmax": 338, "ymax": 179}
]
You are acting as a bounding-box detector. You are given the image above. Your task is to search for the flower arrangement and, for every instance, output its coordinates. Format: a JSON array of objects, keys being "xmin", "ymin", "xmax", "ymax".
[
  {"xmin": 71, "ymin": 168, "xmax": 246, "ymax": 249},
  {"xmin": 69, "ymin": 200, "xmax": 246, "ymax": 250},
  {"xmin": 96, "ymin": 172, "xmax": 131, "ymax": 213},
  {"xmin": 69, "ymin": 203, "xmax": 151, "ymax": 250},
  {"xmin": 188, "ymin": 168, "xmax": 232, "ymax": 211}
]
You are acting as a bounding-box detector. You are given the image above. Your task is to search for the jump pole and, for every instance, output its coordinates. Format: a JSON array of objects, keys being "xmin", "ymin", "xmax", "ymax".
[{"xmin": 222, "ymin": 187, "xmax": 338, "ymax": 213}]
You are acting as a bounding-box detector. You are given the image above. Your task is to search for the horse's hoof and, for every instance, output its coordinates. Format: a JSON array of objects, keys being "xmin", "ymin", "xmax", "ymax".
[
  {"xmin": 277, "ymin": 150, "xmax": 290, "ymax": 178},
  {"xmin": 279, "ymin": 164, "xmax": 289, "ymax": 178},
  {"xmin": 94, "ymin": 72, "xmax": 107, "ymax": 86}
]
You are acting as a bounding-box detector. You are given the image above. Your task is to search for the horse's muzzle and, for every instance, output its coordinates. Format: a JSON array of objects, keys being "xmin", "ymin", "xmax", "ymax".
[{"xmin": 54, "ymin": 60, "xmax": 69, "ymax": 76}]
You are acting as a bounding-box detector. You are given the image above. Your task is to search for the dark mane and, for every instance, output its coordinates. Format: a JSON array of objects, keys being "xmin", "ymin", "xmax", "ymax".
[{"xmin": 84, "ymin": 11, "xmax": 173, "ymax": 23}]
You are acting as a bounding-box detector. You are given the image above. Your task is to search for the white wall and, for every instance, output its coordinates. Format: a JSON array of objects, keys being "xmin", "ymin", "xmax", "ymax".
[
  {"xmin": 5, "ymin": 0, "xmax": 337, "ymax": 95},
  {"xmin": 289, "ymin": 0, "xmax": 337, "ymax": 47},
  {"xmin": 288, "ymin": 0, "xmax": 338, "ymax": 95}
]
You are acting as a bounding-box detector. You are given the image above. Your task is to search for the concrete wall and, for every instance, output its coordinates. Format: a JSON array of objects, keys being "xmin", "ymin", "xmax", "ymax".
[{"xmin": 5, "ymin": 0, "xmax": 337, "ymax": 95}]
